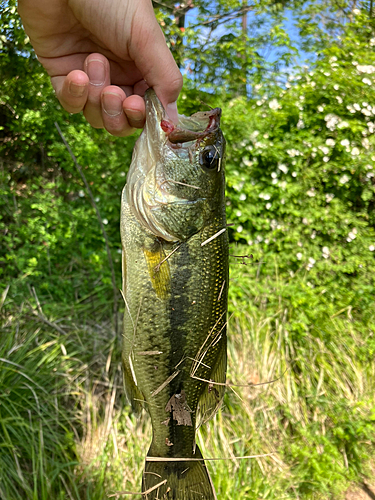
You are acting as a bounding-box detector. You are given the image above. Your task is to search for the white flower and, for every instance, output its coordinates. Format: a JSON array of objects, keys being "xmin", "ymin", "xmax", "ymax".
[
  {"xmin": 362, "ymin": 108, "xmax": 372, "ymax": 116},
  {"xmin": 354, "ymin": 103, "xmax": 361, "ymax": 111},
  {"xmin": 370, "ymin": 38, "xmax": 375, "ymax": 46},
  {"xmin": 259, "ymin": 193, "xmax": 271, "ymax": 200},
  {"xmin": 326, "ymin": 138, "xmax": 336, "ymax": 146},
  {"xmin": 307, "ymin": 188, "xmax": 316, "ymax": 197},
  {"xmin": 348, "ymin": 231, "xmax": 356, "ymax": 240},
  {"xmin": 286, "ymin": 149, "xmax": 301, "ymax": 157},
  {"xmin": 318, "ymin": 105, "xmax": 325, "ymax": 112},
  {"xmin": 363, "ymin": 77, "xmax": 372, "ymax": 85},
  {"xmin": 272, "ymin": 178, "xmax": 278, "ymax": 184},
  {"xmin": 236, "ymin": 210, "xmax": 242, "ymax": 217},
  {"xmin": 242, "ymin": 159, "xmax": 253, "ymax": 167},
  {"xmin": 278, "ymin": 164, "xmax": 289, "ymax": 174},
  {"xmin": 351, "ymin": 147, "xmax": 360, "ymax": 155},
  {"xmin": 330, "ymin": 56, "xmax": 338, "ymax": 63},
  {"xmin": 357, "ymin": 65, "xmax": 375, "ymax": 74},
  {"xmin": 297, "ymin": 252, "xmax": 303, "ymax": 260},
  {"xmin": 362, "ymin": 138, "xmax": 370, "ymax": 149},
  {"xmin": 369, "ymin": 245, "xmax": 375, "ymax": 251},
  {"xmin": 322, "ymin": 247, "xmax": 330, "ymax": 258},
  {"xmin": 323, "ymin": 156, "xmax": 330, "ymax": 162},
  {"xmin": 337, "ymin": 121, "xmax": 349, "ymax": 129},
  {"xmin": 269, "ymin": 99, "xmax": 280, "ymax": 110},
  {"xmin": 311, "ymin": 231, "xmax": 316, "ymax": 239},
  {"xmin": 103, "ymin": 218, "xmax": 108, "ymax": 225},
  {"xmin": 353, "ymin": 8, "xmax": 361, "ymax": 14},
  {"xmin": 239, "ymin": 193, "xmax": 247, "ymax": 201},
  {"xmin": 265, "ymin": 202, "xmax": 272, "ymax": 209},
  {"xmin": 292, "ymin": 172, "xmax": 297, "ymax": 177},
  {"xmin": 326, "ymin": 193, "xmax": 335, "ymax": 203},
  {"xmin": 297, "ymin": 119, "xmax": 305, "ymax": 129},
  {"xmin": 271, "ymin": 172, "xmax": 278, "ymax": 178},
  {"xmin": 347, "ymin": 105, "xmax": 356, "ymax": 114},
  {"xmin": 334, "ymin": 84, "xmax": 339, "ymax": 90},
  {"xmin": 78, "ymin": 190, "xmax": 85, "ymax": 197},
  {"xmin": 285, "ymin": 82, "xmax": 291, "ymax": 89},
  {"xmin": 256, "ymin": 100, "xmax": 263, "ymax": 106},
  {"xmin": 308, "ymin": 257, "xmax": 316, "ymax": 265},
  {"xmin": 340, "ymin": 139, "xmax": 350, "ymax": 147},
  {"xmin": 319, "ymin": 146, "xmax": 330, "ymax": 155},
  {"xmin": 339, "ymin": 174, "xmax": 350, "ymax": 184},
  {"xmin": 237, "ymin": 225, "xmax": 243, "ymax": 233},
  {"xmin": 311, "ymin": 81, "xmax": 316, "ymax": 87},
  {"xmin": 324, "ymin": 114, "xmax": 340, "ymax": 131}
]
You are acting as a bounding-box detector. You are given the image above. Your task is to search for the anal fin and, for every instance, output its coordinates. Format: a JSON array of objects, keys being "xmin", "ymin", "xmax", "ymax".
[
  {"xmin": 197, "ymin": 341, "xmax": 227, "ymax": 426},
  {"xmin": 122, "ymin": 355, "xmax": 144, "ymax": 415}
]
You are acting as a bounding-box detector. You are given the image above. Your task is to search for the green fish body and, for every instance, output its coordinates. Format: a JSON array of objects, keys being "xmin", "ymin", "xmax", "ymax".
[{"xmin": 121, "ymin": 90, "xmax": 228, "ymax": 499}]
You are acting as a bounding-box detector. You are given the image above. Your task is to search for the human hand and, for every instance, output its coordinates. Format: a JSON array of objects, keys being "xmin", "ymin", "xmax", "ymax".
[{"xmin": 18, "ymin": 0, "xmax": 182, "ymax": 136}]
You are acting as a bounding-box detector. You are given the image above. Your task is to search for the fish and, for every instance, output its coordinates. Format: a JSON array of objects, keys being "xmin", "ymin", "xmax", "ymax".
[{"xmin": 120, "ymin": 89, "xmax": 228, "ymax": 500}]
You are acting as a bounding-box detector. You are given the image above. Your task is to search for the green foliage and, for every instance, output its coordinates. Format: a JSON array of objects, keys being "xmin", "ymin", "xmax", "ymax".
[{"xmin": 223, "ymin": 14, "xmax": 375, "ymax": 316}]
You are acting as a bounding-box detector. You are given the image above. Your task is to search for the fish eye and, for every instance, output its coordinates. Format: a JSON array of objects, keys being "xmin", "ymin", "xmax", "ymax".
[{"xmin": 200, "ymin": 146, "xmax": 219, "ymax": 171}]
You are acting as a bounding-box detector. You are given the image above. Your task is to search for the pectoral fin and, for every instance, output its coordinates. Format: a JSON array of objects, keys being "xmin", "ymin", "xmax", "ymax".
[{"xmin": 143, "ymin": 247, "xmax": 171, "ymax": 299}]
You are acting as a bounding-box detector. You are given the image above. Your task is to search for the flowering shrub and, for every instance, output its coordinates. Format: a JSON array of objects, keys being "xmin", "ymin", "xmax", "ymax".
[{"xmin": 221, "ymin": 18, "xmax": 375, "ymax": 315}]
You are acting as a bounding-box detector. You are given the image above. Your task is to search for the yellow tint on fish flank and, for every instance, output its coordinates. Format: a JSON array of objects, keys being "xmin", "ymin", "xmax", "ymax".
[{"xmin": 143, "ymin": 248, "xmax": 171, "ymax": 299}]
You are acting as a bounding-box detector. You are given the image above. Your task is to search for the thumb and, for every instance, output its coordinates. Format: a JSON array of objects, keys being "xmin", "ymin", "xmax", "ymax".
[{"xmin": 129, "ymin": 6, "xmax": 183, "ymax": 123}]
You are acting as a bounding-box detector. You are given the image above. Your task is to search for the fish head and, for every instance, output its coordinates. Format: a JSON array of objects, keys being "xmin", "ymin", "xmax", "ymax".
[{"xmin": 125, "ymin": 89, "xmax": 226, "ymax": 242}]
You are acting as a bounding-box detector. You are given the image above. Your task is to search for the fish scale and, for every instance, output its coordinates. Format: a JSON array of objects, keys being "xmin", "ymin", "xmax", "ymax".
[{"xmin": 121, "ymin": 89, "xmax": 228, "ymax": 499}]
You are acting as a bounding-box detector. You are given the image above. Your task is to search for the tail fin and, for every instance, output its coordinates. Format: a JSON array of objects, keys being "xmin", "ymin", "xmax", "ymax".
[{"xmin": 142, "ymin": 445, "xmax": 216, "ymax": 500}]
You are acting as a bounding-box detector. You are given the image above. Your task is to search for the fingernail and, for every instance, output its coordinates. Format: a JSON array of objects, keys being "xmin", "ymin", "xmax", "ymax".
[
  {"xmin": 69, "ymin": 82, "xmax": 86, "ymax": 97},
  {"xmin": 124, "ymin": 108, "xmax": 144, "ymax": 124},
  {"xmin": 102, "ymin": 93, "xmax": 123, "ymax": 117},
  {"xmin": 166, "ymin": 102, "xmax": 178, "ymax": 124},
  {"xmin": 87, "ymin": 59, "xmax": 105, "ymax": 86}
]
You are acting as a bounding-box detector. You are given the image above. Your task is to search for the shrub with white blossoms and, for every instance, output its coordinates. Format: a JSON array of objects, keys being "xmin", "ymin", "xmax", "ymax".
[{"xmin": 223, "ymin": 14, "xmax": 375, "ymax": 309}]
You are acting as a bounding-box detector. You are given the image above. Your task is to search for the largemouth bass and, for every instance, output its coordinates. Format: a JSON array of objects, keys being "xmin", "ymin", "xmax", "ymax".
[{"xmin": 120, "ymin": 89, "xmax": 228, "ymax": 500}]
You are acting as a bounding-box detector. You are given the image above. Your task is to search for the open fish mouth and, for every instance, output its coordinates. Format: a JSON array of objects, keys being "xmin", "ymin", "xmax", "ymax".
[
  {"xmin": 142, "ymin": 88, "xmax": 222, "ymax": 145},
  {"xmin": 124, "ymin": 89, "xmax": 224, "ymax": 242}
]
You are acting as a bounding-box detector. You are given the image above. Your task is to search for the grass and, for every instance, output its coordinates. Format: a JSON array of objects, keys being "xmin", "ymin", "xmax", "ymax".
[{"xmin": 1, "ymin": 257, "xmax": 374, "ymax": 499}]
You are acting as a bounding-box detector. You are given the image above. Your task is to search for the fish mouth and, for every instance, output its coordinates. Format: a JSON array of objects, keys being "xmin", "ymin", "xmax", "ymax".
[
  {"xmin": 125, "ymin": 89, "xmax": 221, "ymax": 241},
  {"xmin": 145, "ymin": 89, "xmax": 222, "ymax": 145}
]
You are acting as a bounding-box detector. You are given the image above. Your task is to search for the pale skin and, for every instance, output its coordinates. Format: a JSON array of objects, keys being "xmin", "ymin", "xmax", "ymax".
[{"xmin": 18, "ymin": 0, "xmax": 183, "ymax": 136}]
